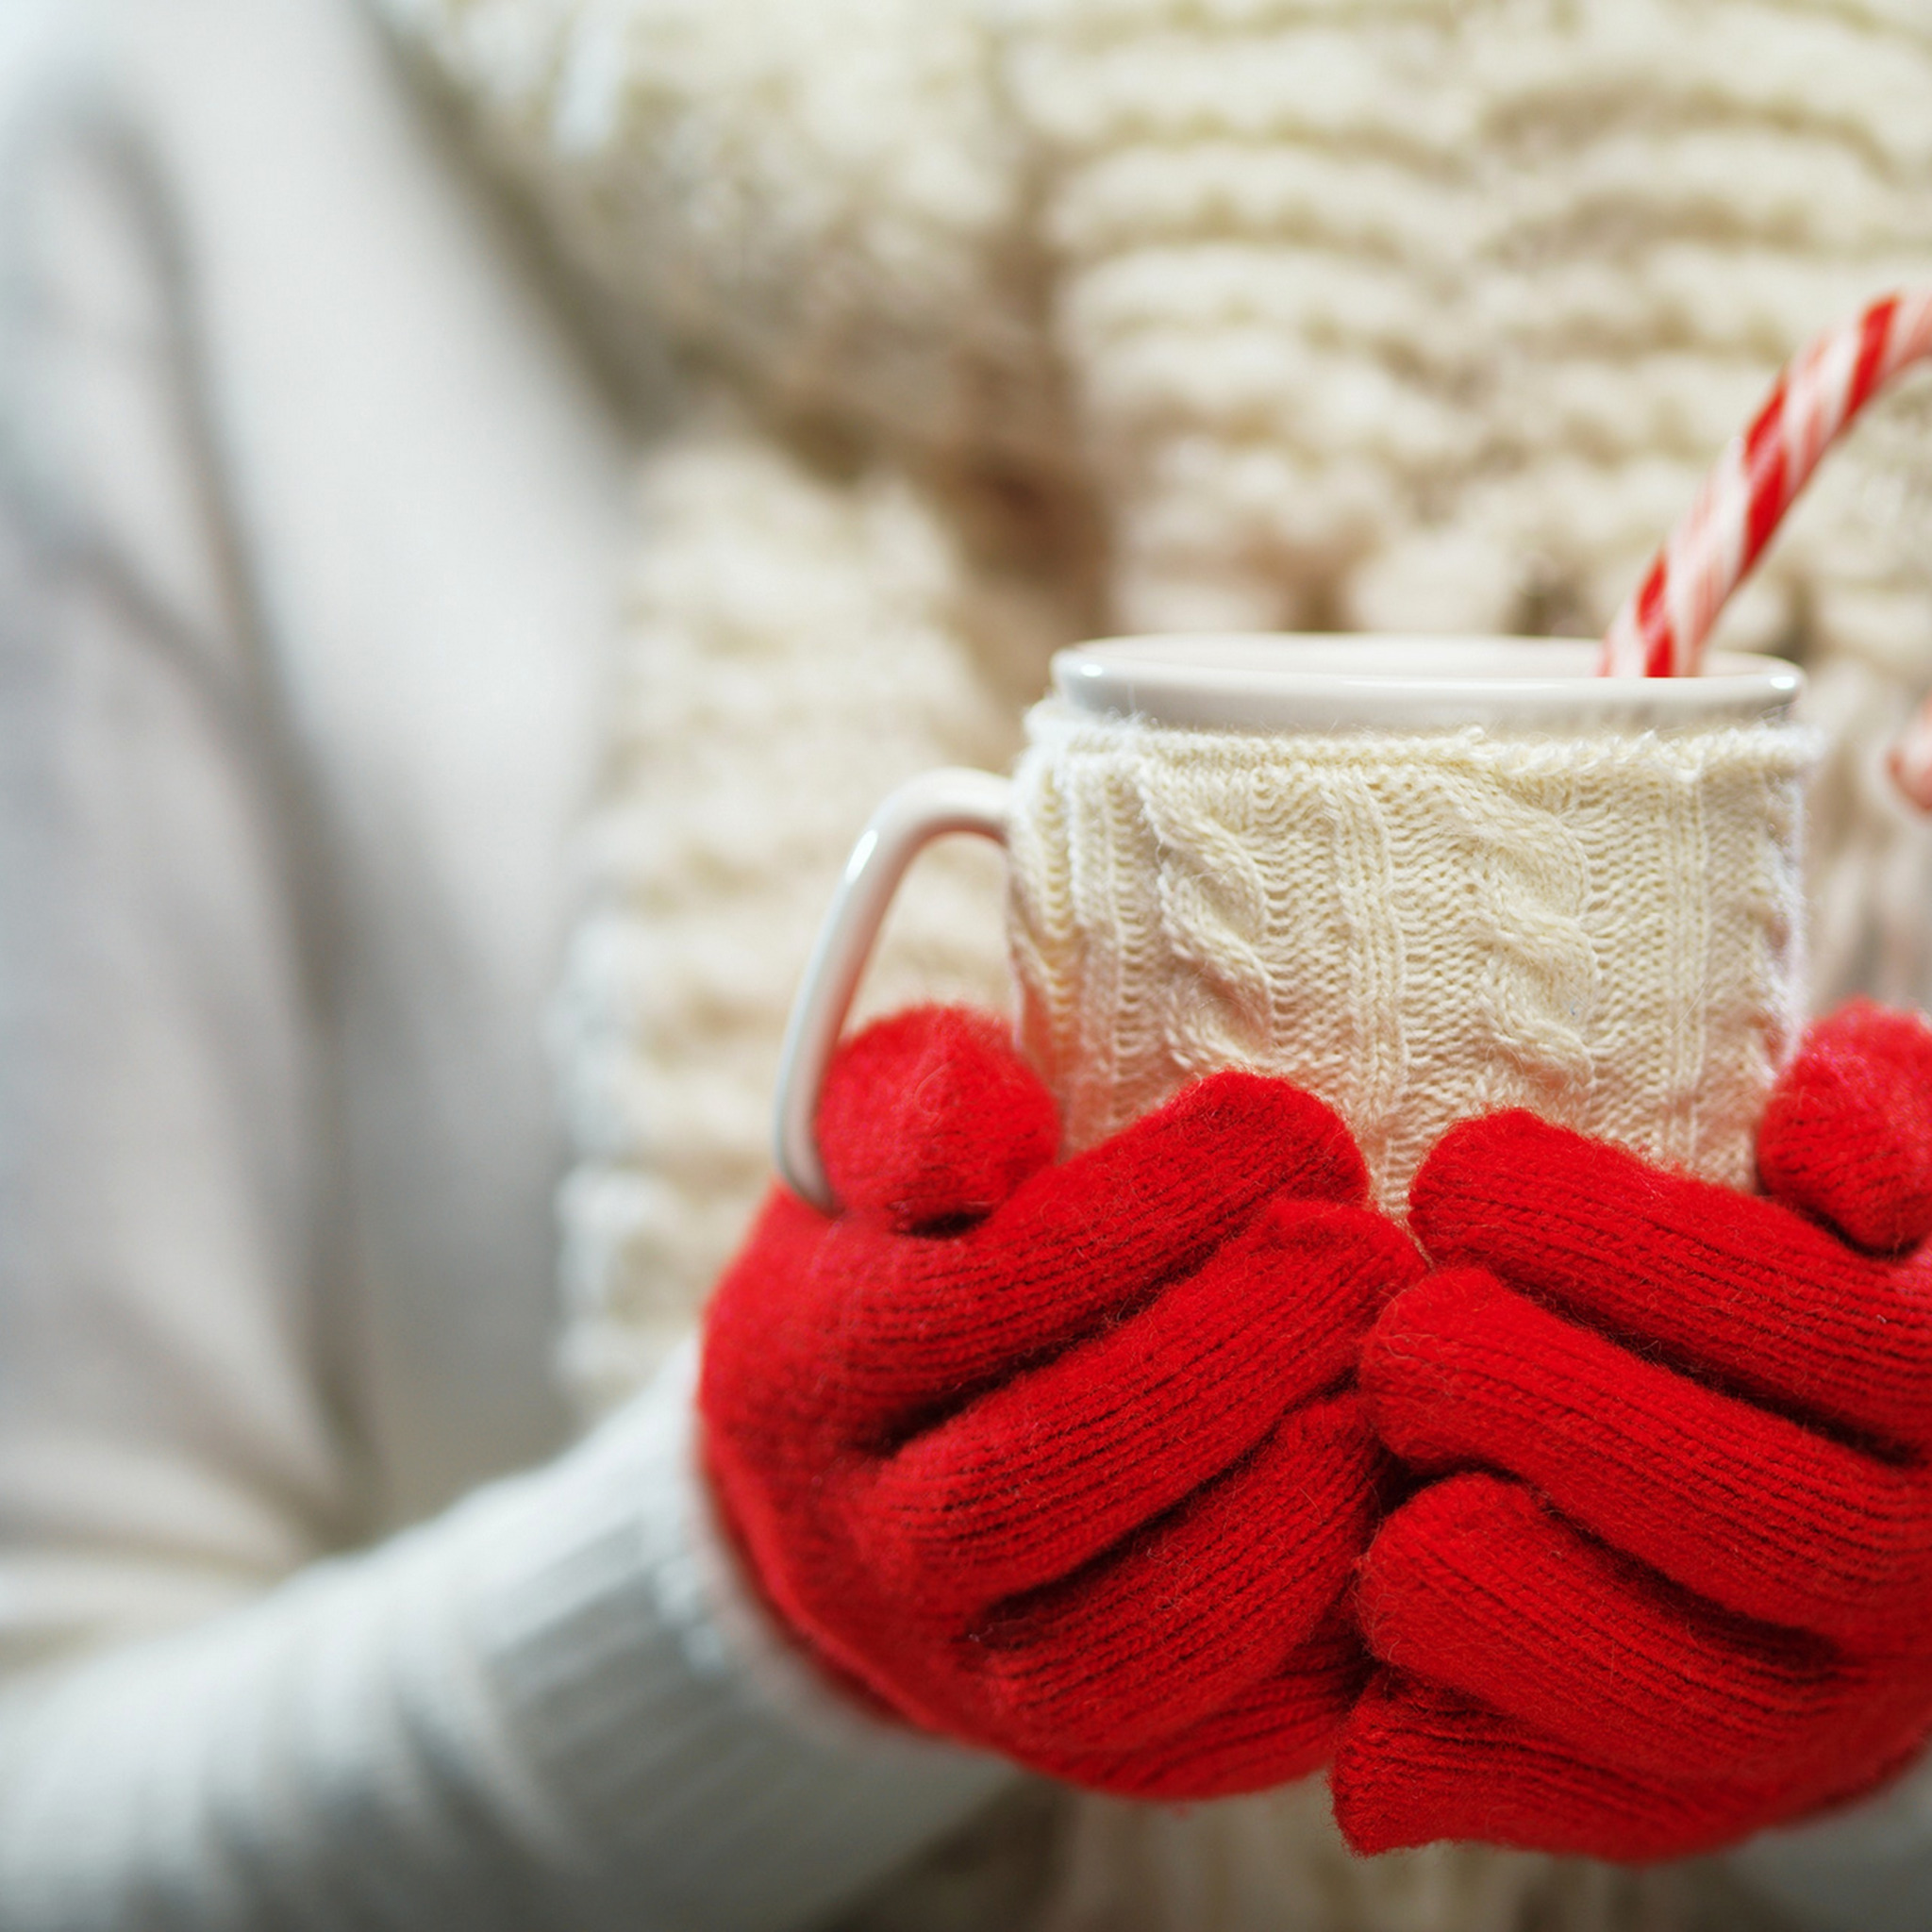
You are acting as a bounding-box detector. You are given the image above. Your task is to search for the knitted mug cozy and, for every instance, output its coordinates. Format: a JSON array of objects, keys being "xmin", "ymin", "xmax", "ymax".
[{"xmin": 1008, "ymin": 700, "xmax": 1816, "ymax": 1210}]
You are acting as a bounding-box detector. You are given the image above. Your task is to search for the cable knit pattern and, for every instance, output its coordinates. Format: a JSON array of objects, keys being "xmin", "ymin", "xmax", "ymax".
[
  {"xmin": 1009, "ymin": 703, "xmax": 1813, "ymax": 1212},
  {"xmin": 370, "ymin": 1, "xmax": 1932, "ymax": 1924},
  {"xmin": 368, "ymin": 0, "xmax": 1932, "ymax": 1373}
]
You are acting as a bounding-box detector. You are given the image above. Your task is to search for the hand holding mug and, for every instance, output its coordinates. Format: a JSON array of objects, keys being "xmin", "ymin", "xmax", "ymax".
[
  {"xmin": 703, "ymin": 1006, "xmax": 1421, "ymax": 1799},
  {"xmin": 758, "ymin": 632, "xmax": 1821, "ymax": 1825},
  {"xmin": 1334, "ymin": 1002, "xmax": 1932, "ymax": 1860}
]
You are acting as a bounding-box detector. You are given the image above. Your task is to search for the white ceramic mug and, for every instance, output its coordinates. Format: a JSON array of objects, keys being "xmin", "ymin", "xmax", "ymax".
[{"xmin": 775, "ymin": 636, "xmax": 1812, "ymax": 1215}]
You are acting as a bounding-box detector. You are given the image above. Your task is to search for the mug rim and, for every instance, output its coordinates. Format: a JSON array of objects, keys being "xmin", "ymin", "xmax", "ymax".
[{"xmin": 1053, "ymin": 634, "xmax": 1803, "ymax": 732}]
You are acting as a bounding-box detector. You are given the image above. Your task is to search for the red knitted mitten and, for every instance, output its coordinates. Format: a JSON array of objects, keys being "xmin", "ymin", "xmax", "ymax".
[
  {"xmin": 701, "ymin": 1005, "xmax": 1423, "ymax": 1799},
  {"xmin": 1332, "ymin": 1000, "xmax": 1932, "ymax": 1861}
]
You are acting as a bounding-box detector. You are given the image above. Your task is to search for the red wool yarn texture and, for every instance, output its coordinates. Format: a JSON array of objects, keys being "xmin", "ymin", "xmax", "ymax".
[
  {"xmin": 1333, "ymin": 1001, "xmax": 1932, "ymax": 1861},
  {"xmin": 700, "ymin": 1006, "xmax": 1422, "ymax": 1799}
]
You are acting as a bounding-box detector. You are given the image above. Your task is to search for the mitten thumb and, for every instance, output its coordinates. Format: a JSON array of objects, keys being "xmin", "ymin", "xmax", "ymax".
[
  {"xmin": 817, "ymin": 1006, "xmax": 1059, "ymax": 1231},
  {"xmin": 1758, "ymin": 999, "xmax": 1932, "ymax": 1253}
]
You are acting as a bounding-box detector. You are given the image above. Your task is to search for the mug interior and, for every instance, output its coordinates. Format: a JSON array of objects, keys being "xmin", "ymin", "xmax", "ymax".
[{"xmin": 1053, "ymin": 635, "xmax": 1803, "ymax": 732}]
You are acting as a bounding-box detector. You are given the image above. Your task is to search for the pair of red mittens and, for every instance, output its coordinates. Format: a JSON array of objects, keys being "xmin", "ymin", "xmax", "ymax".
[
  {"xmin": 703, "ymin": 996, "xmax": 1932, "ymax": 1857},
  {"xmin": 701, "ymin": 1008, "xmax": 1420, "ymax": 1800},
  {"xmin": 1335, "ymin": 1000, "xmax": 1932, "ymax": 1860}
]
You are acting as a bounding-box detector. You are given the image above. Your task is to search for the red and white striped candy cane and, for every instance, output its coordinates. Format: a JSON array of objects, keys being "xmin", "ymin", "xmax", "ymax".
[{"xmin": 1600, "ymin": 293, "xmax": 1932, "ymax": 808}]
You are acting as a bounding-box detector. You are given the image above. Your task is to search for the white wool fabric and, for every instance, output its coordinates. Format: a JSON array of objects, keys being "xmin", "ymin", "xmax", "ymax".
[
  {"xmin": 548, "ymin": 420, "xmax": 1075, "ymax": 1411},
  {"xmin": 1016, "ymin": 0, "xmax": 1932, "ymax": 647},
  {"xmin": 373, "ymin": 0, "xmax": 1065, "ymax": 469},
  {"xmin": 384, "ymin": 0, "xmax": 1932, "ymax": 652},
  {"xmin": 1008, "ymin": 704, "xmax": 1815, "ymax": 1211},
  {"xmin": 365, "ymin": 1, "xmax": 1932, "ymax": 1927},
  {"xmin": 375, "ymin": 0, "xmax": 1932, "ymax": 1393},
  {"xmin": 0, "ymin": 5, "xmax": 1018, "ymax": 1921},
  {"xmin": 3, "ymin": 2, "xmax": 1924, "ymax": 1928}
]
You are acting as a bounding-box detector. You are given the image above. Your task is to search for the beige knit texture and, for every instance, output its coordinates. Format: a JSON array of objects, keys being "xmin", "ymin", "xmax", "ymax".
[
  {"xmin": 1008, "ymin": 702, "xmax": 1815, "ymax": 1211},
  {"xmin": 1017, "ymin": 0, "xmax": 1932, "ymax": 650},
  {"xmin": 374, "ymin": 0, "xmax": 1066, "ymax": 468},
  {"xmin": 547, "ymin": 420, "xmax": 1078, "ymax": 1412},
  {"xmin": 370, "ymin": 0, "xmax": 1932, "ymax": 1383},
  {"xmin": 378, "ymin": 1, "xmax": 1932, "ymax": 1924}
]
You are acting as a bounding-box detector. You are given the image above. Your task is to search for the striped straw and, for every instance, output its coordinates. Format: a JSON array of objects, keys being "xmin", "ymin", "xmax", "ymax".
[{"xmin": 1599, "ymin": 290, "xmax": 1932, "ymax": 702}]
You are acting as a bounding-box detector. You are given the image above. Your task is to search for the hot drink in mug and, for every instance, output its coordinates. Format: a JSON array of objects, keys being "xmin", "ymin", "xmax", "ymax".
[{"xmin": 775, "ymin": 635, "xmax": 1811, "ymax": 1219}]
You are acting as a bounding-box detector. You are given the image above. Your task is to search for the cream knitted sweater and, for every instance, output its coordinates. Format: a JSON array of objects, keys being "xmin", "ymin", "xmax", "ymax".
[
  {"xmin": 0, "ymin": 5, "xmax": 1027, "ymax": 1926},
  {"xmin": 366, "ymin": 2, "xmax": 1932, "ymax": 1925},
  {"xmin": 379, "ymin": 0, "xmax": 1932, "ymax": 1383},
  {"xmin": 0, "ymin": 1, "xmax": 1907, "ymax": 1927}
]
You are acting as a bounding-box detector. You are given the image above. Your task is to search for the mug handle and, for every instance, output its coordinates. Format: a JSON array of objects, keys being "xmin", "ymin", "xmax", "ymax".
[{"xmin": 774, "ymin": 768, "xmax": 1012, "ymax": 1211}]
